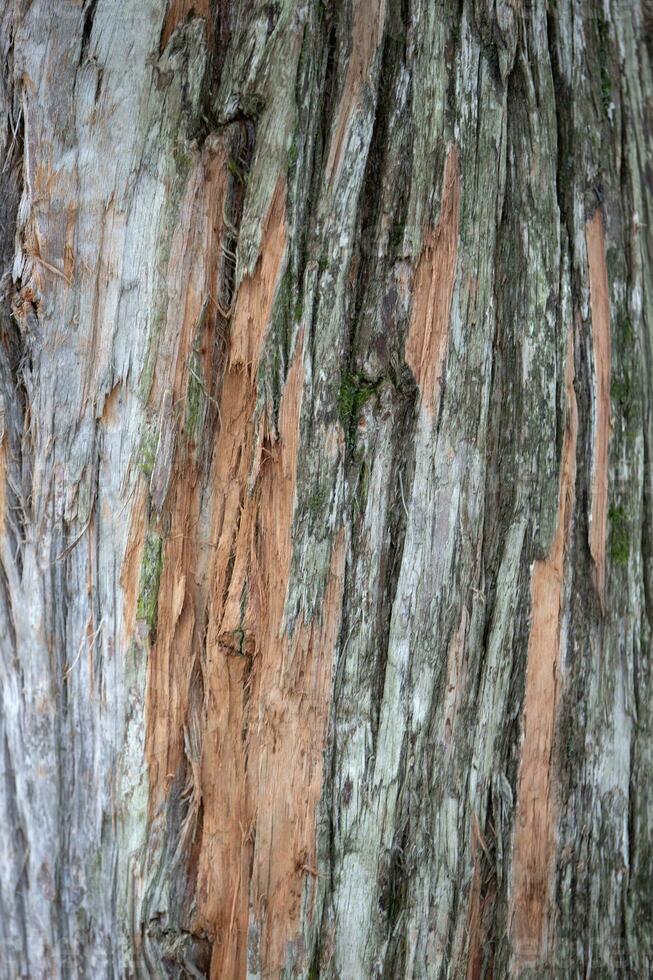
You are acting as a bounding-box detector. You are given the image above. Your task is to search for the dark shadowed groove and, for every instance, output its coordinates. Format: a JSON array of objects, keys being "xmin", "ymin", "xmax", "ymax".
[{"xmin": 79, "ymin": 0, "xmax": 99, "ymax": 66}]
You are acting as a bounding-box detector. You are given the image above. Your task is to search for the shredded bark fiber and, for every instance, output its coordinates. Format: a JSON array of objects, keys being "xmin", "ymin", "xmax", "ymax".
[
  {"xmin": 142, "ymin": 170, "xmax": 345, "ymax": 977},
  {"xmin": 120, "ymin": 481, "xmax": 148, "ymax": 644},
  {"xmin": 510, "ymin": 324, "xmax": 577, "ymax": 967},
  {"xmin": 326, "ymin": 0, "xmax": 386, "ymax": 182},
  {"xmin": 405, "ymin": 145, "xmax": 461, "ymax": 415},
  {"xmin": 160, "ymin": 0, "xmax": 211, "ymax": 50},
  {"xmin": 145, "ymin": 138, "xmax": 230, "ymax": 805},
  {"xmin": 197, "ymin": 304, "xmax": 346, "ymax": 976}
]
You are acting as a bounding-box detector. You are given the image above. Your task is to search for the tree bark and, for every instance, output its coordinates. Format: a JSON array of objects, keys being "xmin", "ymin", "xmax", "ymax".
[{"xmin": 1, "ymin": 1, "xmax": 652, "ymax": 977}]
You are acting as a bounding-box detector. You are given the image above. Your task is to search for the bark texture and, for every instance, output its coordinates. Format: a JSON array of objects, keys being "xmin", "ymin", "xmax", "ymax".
[{"xmin": 0, "ymin": 1, "xmax": 652, "ymax": 978}]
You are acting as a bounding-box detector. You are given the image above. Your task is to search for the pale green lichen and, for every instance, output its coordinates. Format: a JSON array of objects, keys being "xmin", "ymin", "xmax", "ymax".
[
  {"xmin": 136, "ymin": 533, "xmax": 163, "ymax": 632},
  {"xmin": 185, "ymin": 349, "xmax": 206, "ymax": 442},
  {"xmin": 609, "ymin": 504, "xmax": 630, "ymax": 567},
  {"xmin": 139, "ymin": 427, "xmax": 157, "ymax": 480}
]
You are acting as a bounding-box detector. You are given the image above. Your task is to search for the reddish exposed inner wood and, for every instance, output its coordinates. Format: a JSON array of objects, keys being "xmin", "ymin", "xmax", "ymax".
[
  {"xmin": 120, "ymin": 481, "xmax": 148, "ymax": 645},
  {"xmin": 405, "ymin": 145, "xmax": 461, "ymax": 415},
  {"xmin": 466, "ymin": 813, "xmax": 497, "ymax": 980},
  {"xmin": 160, "ymin": 0, "xmax": 211, "ymax": 50},
  {"xmin": 145, "ymin": 139, "xmax": 229, "ymax": 806},
  {"xmin": 140, "ymin": 167, "xmax": 345, "ymax": 977},
  {"xmin": 585, "ymin": 209, "xmax": 611, "ymax": 605},
  {"xmin": 196, "ymin": 290, "xmax": 346, "ymax": 973},
  {"xmin": 326, "ymin": 0, "xmax": 386, "ymax": 182},
  {"xmin": 511, "ymin": 325, "xmax": 577, "ymax": 967}
]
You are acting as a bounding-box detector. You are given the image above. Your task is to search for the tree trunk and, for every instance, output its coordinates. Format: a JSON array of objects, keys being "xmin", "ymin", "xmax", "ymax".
[{"xmin": 1, "ymin": 1, "xmax": 652, "ymax": 977}]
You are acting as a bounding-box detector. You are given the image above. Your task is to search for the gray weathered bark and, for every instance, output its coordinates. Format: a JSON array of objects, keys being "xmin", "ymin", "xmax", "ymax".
[{"xmin": 0, "ymin": 1, "xmax": 652, "ymax": 977}]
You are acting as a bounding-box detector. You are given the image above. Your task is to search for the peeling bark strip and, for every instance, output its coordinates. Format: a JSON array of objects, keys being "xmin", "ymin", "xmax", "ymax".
[
  {"xmin": 586, "ymin": 209, "xmax": 611, "ymax": 605},
  {"xmin": 160, "ymin": 0, "xmax": 211, "ymax": 50},
  {"xmin": 326, "ymin": 0, "xmax": 387, "ymax": 182},
  {"xmin": 467, "ymin": 814, "xmax": 497, "ymax": 980},
  {"xmin": 201, "ymin": 318, "xmax": 343, "ymax": 972},
  {"xmin": 141, "ymin": 173, "xmax": 345, "ymax": 977},
  {"xmin": 145, "ymin": 136, "xmax": 232, "ymax": 810},
  {"xmin": 405, "ymin": 146, "xmax": 461, "ymax": 415},
  {"xmin": 197, "ymin": 309, "xmax": 345, "ymax": 978},
  {"xmin": 120, "ymin": 482, "xmax": 148, "ymax": 644},
  {"xmin": 511, "ymin": 327, "xmax": 578, "ymax": 967},
  {"xmin": 0, "ymin": 437, "xmax": 5, "ymax": 538}
]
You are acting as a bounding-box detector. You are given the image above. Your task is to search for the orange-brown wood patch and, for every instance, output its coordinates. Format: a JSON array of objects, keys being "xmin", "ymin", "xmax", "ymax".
[
  {"xmin": 405, "ymin": 145, "xmax": 461, "ymax": 415},
  {"xmin": 326, "ymin": 0, "xmax": 386, "ymax": 182},
  {"xmin": 144, "ymin": 139, "xmax": 230, "ymax": 808},
  {"xmin": 196, "ymin": 297, "xmax": 345, "ymax": 976},
  {"xmin": 510, "ymin": 325, "xmax": 577, "ymax": 967},
  {"xmin": 137, "ymin": 155, "xmax": 344, "ymax": 976},
  {"xmin": 0, "ymin": 438, "xmax": 6, "ymax": 542},
  {"xmin": 466, "ymin": 814, "xmax": 497, "ymax": 980},
  {"xmin": 190, "ymin": 182, "xmax": 291, "ymax": 977},
  {"xmin": 138, "ymin": 163, "xmax": 343, "ymax": 977},
  {"xmin": 443, "ymin": 605, "xmax": 468, "ymax": 751},
  {"xmin": 160, "ymin": 0, "xmax": 211, "ymax": 50},
  {"xmin": 586, "ymin": 209, "xmax": 611, "ymax": 604},
  {"xmin": 119, "ymin": 481, "xmax": 148, "ymax": 645}
]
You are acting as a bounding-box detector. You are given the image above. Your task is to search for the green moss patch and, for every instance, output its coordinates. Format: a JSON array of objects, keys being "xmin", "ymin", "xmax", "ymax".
[{"xmin": 337, "ymin": 371, "xmax": 380, "ymax": 430}]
